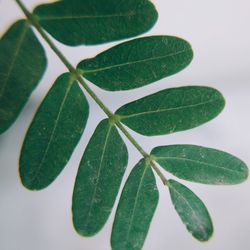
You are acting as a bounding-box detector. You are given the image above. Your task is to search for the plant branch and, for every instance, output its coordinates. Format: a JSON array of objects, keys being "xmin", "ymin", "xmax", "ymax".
[
  {"xmin": 15, "ymin": 0, "xmax": 168, "ymax": 185},
  {"xmin": 15, "ymin": 0, "xmax": 113, "ymax": 119}
]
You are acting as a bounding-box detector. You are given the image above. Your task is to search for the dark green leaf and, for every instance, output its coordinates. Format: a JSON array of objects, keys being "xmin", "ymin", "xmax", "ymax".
[
  {"xmin": 0, "ymin": 20, "xmax": 47, "ymax": 134},
  {"xmin": 78, "ymin": 36, "xmax": 193, "ymax": 91},
  {"xmin": 20, "ymin": 73, "xmax": 89, "ymax": 190},
  {"xmin": 33, "ymin": 0, "xmax": 158, "ymax": 46},
  {"xmin": 111, "ymin": 159, "xmax": 159, "ymax": 250},
  {"xmin": 72, "ymin": 119, "xmax": 128, "ymax": 236},
  {"xmin": 152, "ymin": 145, "xmax": 248, "ymax": 185},
  {"xmin": 168, "ymin": 179, "xmax": 213, "ymax": 241},
  {"xmin": 116, "ymin": 86, "xmax": 225, "ymax": 136}
]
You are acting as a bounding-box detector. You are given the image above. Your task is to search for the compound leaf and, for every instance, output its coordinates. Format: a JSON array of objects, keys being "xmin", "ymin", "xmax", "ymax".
[
  {"xmin": 78, "ymin": 36, "xmax": 193, "ymax": 91},
  {"xmin": 111, "ymin": 159, "xmax": 159, "ymax": 250},
  {"xmin": 72, "ymin": 119, "xmax": 128, "ymax": 236},
  {"xmin": 168, "ymin": 179, "xmax": 213, "ymax": 241},
  {"xmin": 0, "ymin": 20, "xmax": 47, "ymax": 134},
  {"xmin": 152, "ymin": 145, "xmax": 248, "ymax": 185},
  {"xmin": 116, "ymin": 86, "xmax": 225, "ymax": 136},
  {"xmin": 20, "ymin": 73, "xmax": 89, "ymax": 190},
  {"xmin": 33, "ymin": 0, "xmax": 158, "ymax": 46}
]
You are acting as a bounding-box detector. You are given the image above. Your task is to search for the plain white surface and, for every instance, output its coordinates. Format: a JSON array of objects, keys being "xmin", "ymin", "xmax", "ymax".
[{"xmin": 0, "ymin": 0, "xmax": 250, "ymax": 250}]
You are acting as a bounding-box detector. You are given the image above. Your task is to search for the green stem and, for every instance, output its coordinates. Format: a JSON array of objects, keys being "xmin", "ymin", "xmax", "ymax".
[
  {"xmin": 15, "ymin": 0, "xmax": 168, "ymax": 185},
  {"xmin": 151, "ymin": 161, "xmax": 169, "ymax": 186},
  {"xmin": 115, "ymin": 122, "xmax": 149, "ymax": 158},
  {"xmin": 16, "ymin": 0, "xmax": 113, "ymax": 119}
]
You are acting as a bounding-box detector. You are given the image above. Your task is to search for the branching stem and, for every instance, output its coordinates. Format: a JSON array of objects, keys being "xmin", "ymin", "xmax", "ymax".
[{"xmin": 15, "ymin": 0, "xmax": 169, "ymax": 186}]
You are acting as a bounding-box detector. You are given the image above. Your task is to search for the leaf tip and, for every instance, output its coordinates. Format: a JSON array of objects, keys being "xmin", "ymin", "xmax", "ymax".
[
  {"xmin": 239, "ymin": 161, "xmax": 249, "ymax": 183},
  {"xmin": 191, "ymin": 222, "xmax": 214, "ymax": 242}
]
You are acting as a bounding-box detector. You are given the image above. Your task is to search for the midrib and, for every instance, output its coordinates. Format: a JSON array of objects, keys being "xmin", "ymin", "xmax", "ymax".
[
  {"xmin": 83, "ymin": 124, "xmax": 112, "ymax": 228},
  {"xmin": 171, "ymin": 185, "xmax": 207, "ymax": 236},
  {"xmin": 156, "ymin": 156, "xmax": 243, "ymax": 174},
  {"xmin": 0, "ymin": 24, "xmax": 28, "ymax": 99},
  {"xmin": 29, "ymin": 81, "xmax": 73, "ymax": 185},
  {"xmin": 82, "ymin": 48, "xmax": 191, "ymax": 75},
  {"xmin": 125, "ymin": 163, "xmax": 149, "ymax": 244},
  {"xmin": 120, "ymin": 98, "xmax": 218, "ymax": 119},
  {"xmin": 39, "ymin": 12, "xmax": 137, "ymax": 21}
]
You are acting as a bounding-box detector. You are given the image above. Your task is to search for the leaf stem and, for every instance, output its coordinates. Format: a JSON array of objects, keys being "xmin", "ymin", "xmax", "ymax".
[
  {"xmin": 15, "ymin": 0, "xmax": 168, "ymax": 185},
  {"xmin": 15, "ymin": 0, "xmax": 113, "ymax": 119},
  {"xmin": 151, "ymin": 161, "xmax": 169, "ymax": 186}
]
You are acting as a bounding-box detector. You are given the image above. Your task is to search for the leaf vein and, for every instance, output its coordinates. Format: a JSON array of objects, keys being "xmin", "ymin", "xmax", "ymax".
[
  {"xmin": 120, "ymin": 98, "xmax": 218, "ymax": 119},
  {"xmin": 171, "ymin": 185, "xmax": 207, "ymax": 236},
  {"xmin": 125, "ymin": 163, "xmax": 149, "ymax": 244},
  {"xmin": 82, "ymin": 48, "xmax": 191, "ymax": 75},
  {"xmin": 83, "ymin": 124, "xmax": 112, "ymax": 228},
  {"xmin": 0, "ymin": 23, "xmax": 28, "ymax": 98},
  {"xmin": 29, "ymin": 79, "xmax": 74, "ymax": 185},
  {"xmin": 38, "ymin": 12, "xmax": 138, "ymax": 21},
  {"xmin": 157, "ymin": 156, "xmax": 242, "ymax": 174}
]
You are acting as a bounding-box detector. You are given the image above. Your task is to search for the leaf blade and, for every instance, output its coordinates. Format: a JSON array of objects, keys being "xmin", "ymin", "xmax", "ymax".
[
  {"xmin": 116, "ymin": 86, "xmax": 225, "ymax": 136},
  {"xmin": 19, "ymin": 73, "xmax": 89, "ymax": 190},
  {"xmin": 168, "ymin": 179, "xmax": 213, "ymax": 241},
  {"xmin": 33, "ymin": 0, "xmax": 158, "ymax": 46},
  {"xmin": 111, "ymin": 159, "xmax": 159, "ymax": 250},
  {"xmin": 0, "ymin": 20, "xmax": 47, "ymax": 134},
  {"xmin": 78, "ymin": 36, "xmax": 193, "ymax": 91},
  {"xmin": 152, "ymin": 145, "xmax": 248, "ymax": 185},
  {"xmin": 72, "ymin": 119, "xmax": 128, "ymax": 236}
]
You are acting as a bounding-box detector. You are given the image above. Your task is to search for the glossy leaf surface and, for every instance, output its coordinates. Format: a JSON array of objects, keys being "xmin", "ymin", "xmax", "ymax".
[
  {"xmin": 73, "ymin": 119, "xmax": 128, "ymax": 236},
  {"xmin": 20, "ymin": 73, "xmax": 89, "ymax": 190},
  {"xmin": 111, "ymin": 159, "xmax": 159, "ymax": 250},
  {"xmin": 33, "ymin": 0, "xmax": 158, "ymax": 46},
  {"xmin": 0, "ymin": 20, "xmax": 47, "ymax": 134},
  {"xmin": 169, "ymin": 179, "xmax": 213, "ymax": 241},
  {"xmin": 116, "ymin": 86, "xmax": 225, "ymax": 136},
  {"xmin": 78, "ymin": 36, "xmax": 193, "ymax": 91},
  {"xmin": 152, "ymin": 145, "xmax": 248, "ymax": 185}
]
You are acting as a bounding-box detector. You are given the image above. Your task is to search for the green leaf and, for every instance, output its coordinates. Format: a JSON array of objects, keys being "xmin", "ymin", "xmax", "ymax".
[
  {"xmin": 116, "ymin": 86, "xmax": 225, "ymax": 136},
  {"xmin": 168, "ymin": 179, "xmax": 213, "ymax": 241},
  {"xmin": 152, "ymin": 145, "xmax": 248, "ymax": 185},
  {"xmin": 78, "ymin": 36, "xmax": 193, "ymax": 91},
  {"xmin": 72, "ymin": 119, "xmax": 128, "ymax": 236},
  {"xmin": 19, "ymin": 73, "xmax": 89, "ymax": 190},
  {"xmin": 111, "ymin": 159, "xmax": 159, "ymax": 250},
  {"xmin": 0, "ymin": 20, "xmax": 47, "ymax": 134},
  {"xmin": 33, "ymin": 0, "xmax": 158, "ymax": 46}
]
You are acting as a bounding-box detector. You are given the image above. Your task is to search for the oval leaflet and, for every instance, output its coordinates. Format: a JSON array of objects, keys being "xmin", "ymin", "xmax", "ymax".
[
  {"xmin": 33, "ymin": 0, "xmax": 158, "ymax": 46},
  {"xmin": 116, "ymin": 86, "xmax": 225, "ymax": 136},
  {"xmin": 0, "ymin": 20, "xmax": 47, "ymax": 134},
  {"xmin": 20, "ymin": 73, "xmax": 89, "ymax": 190},
  {"xmin": 72, "ymin": 119, "xmax": 128, "ymax": 236},
  {"xmin": 168, "ymin": 179, "xmax": 213, "ymax": 241},
  {"xmin": 111, "ymin": 159, "xmax": 159, "ymax": 250},
  {"xmin": 152, "ymin": 145, "xmax": 248, "ymax": 185},
  {"xmin": 78, "ymin": 36, "xmax": 193, "ymax": 90}
]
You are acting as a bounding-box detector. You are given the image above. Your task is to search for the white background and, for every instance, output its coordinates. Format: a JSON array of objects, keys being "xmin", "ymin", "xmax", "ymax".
[{"xmin": 1, "ymin": 0, "xmax": 250, "ymax": 249}]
